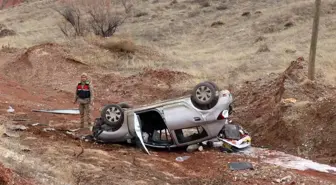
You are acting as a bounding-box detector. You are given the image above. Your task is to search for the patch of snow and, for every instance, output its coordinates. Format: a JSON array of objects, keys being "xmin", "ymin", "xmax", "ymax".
[{"xmin": 238, "ymin": 147, "xmax": 336, "ymax": 174}]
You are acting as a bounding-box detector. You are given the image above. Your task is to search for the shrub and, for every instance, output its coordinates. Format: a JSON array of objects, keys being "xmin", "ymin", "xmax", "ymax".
[
  {"xmin": 101, "ymin": 38, "xmax": 136, "ymax": 53},
  {"xmin": 88, "ymin": 1, "xmax": 129, "ymax": 37},
  {"xmin": 55, "ymin": 0, "xmax": 132, "ymax": 37},
  {"xmin": 55, "ymin": 2, "xmax": 86, "ymax": 37}
]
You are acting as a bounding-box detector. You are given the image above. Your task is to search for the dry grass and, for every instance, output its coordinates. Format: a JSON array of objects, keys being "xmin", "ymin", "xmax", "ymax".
[
  {"xmin": 98, "ymin": 37, "xmax": 136, "ymax": 53},
  {"xmin": 0, "ymin": 0, "xmax": 335, "ymax": 87}
]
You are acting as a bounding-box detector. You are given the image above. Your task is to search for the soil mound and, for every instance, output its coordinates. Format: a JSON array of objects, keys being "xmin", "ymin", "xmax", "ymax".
[
  {"xmin": 2, "ymin": 43, "xmax": 90, "ymax": 91},
  {"xmin": 1, "ymin": 43, "xmax": 192, "ymax": 106},
  {"xmin": 0, "ymin": 163, "xmax": 34, "ymax": 185},
  {"xmin": 0, "ymin": 0, "xmax": 23, "ymax": 9},
  {"xmin": 233, "ymin": 57, "xmax": 336, "ymax": 165},
  {"xmin": 93, "ymin": 69, "xmax": 192, "ymax": 105}
]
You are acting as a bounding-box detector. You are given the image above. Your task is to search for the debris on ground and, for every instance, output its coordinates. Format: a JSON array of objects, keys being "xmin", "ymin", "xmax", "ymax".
[
  {"xmin": 32, "ymin": 109, "xmax": 80, "ymax": 115},
  {"xmin": 6, "ymin": 106, "xmax": 14, "ymax": 113},
  {"xmin": 186, "ymin": 144, "xmax": 203, "ymax": 152},
  {"xmin": 7, "ymin": 125, "xmax": 27, "ymax": 131},
  {"xmin": 274, "ymin": 175, "xmax": 292, "ymax": 183},
  {"xmin": 229, "ymin": 162, "xmax": 254, "ymax": 171},
  {"xmin": 43, "ymin": 128, "xmax": 55, "ymax": 132},
  {"xmin": 175, "ymin": 156, "xmax": 190, "ymax": 162}
]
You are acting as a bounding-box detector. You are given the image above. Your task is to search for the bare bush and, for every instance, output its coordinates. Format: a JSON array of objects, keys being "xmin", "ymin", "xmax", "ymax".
[
  {"xmin": 55, "ymin": 0, "xmax": 132, "ymax": 37},
  {"xmin": 88, "ymin": 1, "xmax": 129, "ymax": 37},
  {"xmin": 121, "ymin": 0, "xmax": 133, "ymax": 14},
  {"xmin": 55, "ymin": 2, "xmax": 86, "ymax": 37}
]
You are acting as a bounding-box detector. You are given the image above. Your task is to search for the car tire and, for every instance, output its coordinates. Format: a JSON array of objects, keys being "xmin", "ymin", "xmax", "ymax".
[
  {"xmin": 101, "ymin": 104, "xmax": 124, "ymax": 129},
  {"xmin": 203, "ymin": 81, "xmax": 220, "ymax": 92},
  {"xmin": 191, "ymin": 82, "xmax": 219, "ymax": 109}
]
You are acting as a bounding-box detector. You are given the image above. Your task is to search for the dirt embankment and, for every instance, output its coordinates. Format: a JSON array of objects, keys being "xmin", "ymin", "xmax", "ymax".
[
  {"xmin": 0, "ymin": 0, "xmax": 23, "ymax": 9},
  {"xmin": 2, "ymin": 43, "xmax": 192, "ymax": 107},
  {"xmin": 0, "ymin": 163, "xmax": 34, "ymax": 185},
  {"xmin": 233, "ymin": 57, "xmax": 336, "ymax": 165}
]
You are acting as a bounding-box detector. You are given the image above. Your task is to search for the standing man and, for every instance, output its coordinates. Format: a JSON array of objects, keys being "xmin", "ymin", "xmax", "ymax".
[{"xmin": 74, "ymin": 73, "xmax": 94, "ymax": 128}]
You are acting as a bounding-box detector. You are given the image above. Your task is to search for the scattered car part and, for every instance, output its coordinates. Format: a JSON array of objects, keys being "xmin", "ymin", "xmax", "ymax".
[
  {"xmin": 217, "ymin": 110, "xmax": 252, "ymax": 150},
  {"xmin": 7, "ymin": 106, "xmax": 14, "ymax": 113},
  {"xmin": 176, "ymin": 156, "xmax": 190, "ymax": 162},
  {"xmin": 228, "ymin": 162, "xmax": 254, "ymax": 170},
  {"xmin": 32, "ymin": 109, "xmax": 80, "ymax": 115}
]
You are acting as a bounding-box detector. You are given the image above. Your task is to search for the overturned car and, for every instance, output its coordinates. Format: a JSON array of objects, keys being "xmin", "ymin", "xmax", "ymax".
[{"xmin": 92, "ymin": 81, "xmax": 250, "ymax": 154}]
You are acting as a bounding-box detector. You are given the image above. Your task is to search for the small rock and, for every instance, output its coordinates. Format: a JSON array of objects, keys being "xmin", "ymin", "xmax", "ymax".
[
  {"xmin": 43, "ymin": 128, "xmax": 55, "ymax": 132},
  {"xmin": 211, "ymin": 21, "xmax": 224, "ymax": 27},
  {"xmin": 8, "ymin": 125, "xmax": 27, "ymax": 131},
  {"xmin": 255, "ymin": 36, "xmax": 266, "ymax": 43},
  {"xmin": 257, "ymin": 44, "xmax": 270, "ymax": 53},
  {"xmin": 31, "ymin": 123, "xmax": 40, "ymax": 126},
  {"xmin": 170, "ymin": 0, "xmax": 177, "ymax": 5},
  {"xmin": 281, "ymin": 175, "xmax": 292, "ymax": 182},
  {"xmin": 199, "ymin": 1, "xmax": 210, "ymax": 7},
  {"xmin": 134, "ymin": 12, "xmax": 148, "ymax": 17},
  {"xmin": 242, "ymin": 12, "xmax": 251, "ymax": 17},
  {"xmin": 285, "ymin": 49, "xmax": 296, "ymax": 54},
  {"xmin": 22, "ymin": 148, "xmax": 31, "ymax": 152},
  {"xmin": 186, "ymin": 144, "xmax": 199, "ymax": 152},
  {"xmin": 275, "ymin": 175, "xmax": 292, "ymax": 183},
  {"xmin": 284, "ymin": 22, "xmax": 294, "ymax": 28},
  {"xmin": 216, "ymin": 5, "xmax": 228, "ymax": 10}
]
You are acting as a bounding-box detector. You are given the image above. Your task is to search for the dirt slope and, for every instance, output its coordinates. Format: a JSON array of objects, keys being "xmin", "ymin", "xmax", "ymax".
[
  {"xmin": 2, "ymin": 43, "xmax": 192, "ymax": 106},
  {"xmin": 233, "ymin": 57, "xmax": 336, "ymax": 165},
  {"xmin": 0, "ymin": 0, "xmax": 22, "ymax": 9}
]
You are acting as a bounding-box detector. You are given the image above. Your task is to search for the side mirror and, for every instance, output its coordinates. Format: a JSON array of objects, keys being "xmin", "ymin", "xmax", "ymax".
[{"xmin": 222, "ymin": 110, "xmax": 229, "ymax": 118}]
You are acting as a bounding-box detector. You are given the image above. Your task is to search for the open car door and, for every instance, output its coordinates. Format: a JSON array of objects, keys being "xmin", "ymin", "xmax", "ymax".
[{"xmin": 133, "ymin": 113, "xmax": 150, "ymax": 155}]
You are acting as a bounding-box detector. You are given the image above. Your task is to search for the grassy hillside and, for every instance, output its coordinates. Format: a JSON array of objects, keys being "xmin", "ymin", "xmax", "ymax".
[{"xmin": 0, "ymin": 0, "xmax": 336, "ymax": 87}]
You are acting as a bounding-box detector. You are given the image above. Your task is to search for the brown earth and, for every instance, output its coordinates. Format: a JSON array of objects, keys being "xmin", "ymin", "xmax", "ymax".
[
  {"xmin": 0, "ymin": 163, "xmax": 35, "ymax": 185},
  {"xmin": 233, "ymin": 57, "xmax": 336, "ymax": 165},
  {"xmin": 0, "ymin": 45, "xmax": 335, "ymax": 184},
  {"xmin": 0, "ymin": 0, "xmax": 22, "ymax": 10}
]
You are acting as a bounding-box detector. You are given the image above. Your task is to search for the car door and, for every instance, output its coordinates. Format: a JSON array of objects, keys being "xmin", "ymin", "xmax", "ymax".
[
  {"xmin": 162, "ymin": 102, "xmax": 205, "ymax": 130},
  {"xmin": 133, "ymin": 113, "xmax": 150, "ymax": 155}
]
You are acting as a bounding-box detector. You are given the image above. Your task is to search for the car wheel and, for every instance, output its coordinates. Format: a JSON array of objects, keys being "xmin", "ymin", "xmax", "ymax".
[
  {"xmin": 203, "ymin": 81, "xmax": 220, "ymax": 92},
  {"xmin": 101, "ymin": 104, "xmax": 124, "ymax": 128},
  {"xmin": 191, "ymin": 82, "xmax": 218, "ymax": 106}
]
